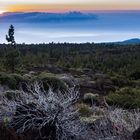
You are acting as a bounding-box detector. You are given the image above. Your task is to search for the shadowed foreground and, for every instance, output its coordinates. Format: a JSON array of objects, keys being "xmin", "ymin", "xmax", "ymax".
[{"xmin": 0, "ymin": 81, "xmax": 139, "ymax": 140}]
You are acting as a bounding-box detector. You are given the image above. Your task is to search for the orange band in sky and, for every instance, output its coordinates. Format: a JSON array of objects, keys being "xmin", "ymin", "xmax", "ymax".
[{"xmin": 0, "ymin": 0, "xmax": 140, "ymax": 13}]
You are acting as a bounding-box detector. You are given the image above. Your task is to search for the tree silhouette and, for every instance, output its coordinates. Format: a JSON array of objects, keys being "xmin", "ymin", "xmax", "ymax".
[
  {"xmin": 5, "ymin": 25, "xmax": 20, "ymax": 73},
  {"xmin": 6, "ymin": 25, "xmax": 16, "ymax": 47}
]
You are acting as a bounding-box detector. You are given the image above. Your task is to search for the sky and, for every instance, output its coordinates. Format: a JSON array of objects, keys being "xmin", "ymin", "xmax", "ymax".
[
  {"xmin": 0, "ymin": 11, "xmax": 140, "ymax": 43},
  {"xmin": 0, "ymin": 1, "xmax": 140, "ymax": 43},
  {"xmin": 0, "ymin": 0, "xmax": 140, "ymax": 13}
]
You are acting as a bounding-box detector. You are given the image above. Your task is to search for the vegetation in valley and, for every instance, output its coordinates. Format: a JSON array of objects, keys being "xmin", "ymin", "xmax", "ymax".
[{"xmin": 0, "ymin": 41, "xmax": 139, "ymax": 107}]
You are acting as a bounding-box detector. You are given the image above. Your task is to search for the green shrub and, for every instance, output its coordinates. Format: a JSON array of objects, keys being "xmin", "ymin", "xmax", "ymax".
[
  {"xmin": 76, "ymin": 103, "xmax": 93, "ymax": 117},
  {"xmin": 3, "ymin": 117, "xmax": 11, "ymax": 126},
  {"xmin": 83, "ymin": 93, "xmax": 99, "ymax": 105},
  {"xmin": 0, "ymin": 73, "xmax": 25, "ymax": 89},
  {"xmin": 38, "ymin": 72, "xmax": 67, "ymax": 92},
  {"xmin": 0, "ymin": 72, "xmax": 67, "ymax": 91},
  {"xmin": 106, "ymin": 87, "xmax": 140, "ymax": 108},
  {"xmin": 111, "ymin": 75, "xmax": 132, "ymax": 87},
  {"xmin": 10, "ymin": 73, "xmax": 24, "ymax": 83},
  {"xmin": 129, "ymin": 71, "xmax": 140, "ymax": 80},
  {"xmin": 0, "ymin": 73, "xmax": 17, "ymax": 89}
]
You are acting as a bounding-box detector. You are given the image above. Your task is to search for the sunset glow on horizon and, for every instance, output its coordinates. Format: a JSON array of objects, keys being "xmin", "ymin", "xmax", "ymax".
[
  {"xmin": 0, "ymin": 10, "xmax": 5, "ymax": 14},
  {"xmin": 1, "ymin": 0, "xmax": 140, "ymax": 13}
]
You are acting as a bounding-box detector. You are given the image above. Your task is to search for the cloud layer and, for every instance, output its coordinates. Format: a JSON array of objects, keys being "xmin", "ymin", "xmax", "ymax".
[{"xmin": 0, "ymin": 11, "xmax": 140, "ymax": 43}]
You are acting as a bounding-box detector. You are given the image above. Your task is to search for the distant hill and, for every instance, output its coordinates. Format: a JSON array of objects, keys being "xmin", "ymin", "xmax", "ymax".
[
  {"xmin": 114, "ymin": 38, "xmax": 140, "ymax": 45},
  {"xmin": 121, "ymin": 38, "xmax": 140, "ymax": 44}
]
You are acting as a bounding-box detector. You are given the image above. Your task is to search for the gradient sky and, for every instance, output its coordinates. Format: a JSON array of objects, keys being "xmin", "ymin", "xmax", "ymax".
[
  {"xmin": 0, "ymin": 0, "xmax": 140, "ymax": 43},
  {"xmin": 0, "ymin": 0, "xmax": 140, "ymax": 13}
]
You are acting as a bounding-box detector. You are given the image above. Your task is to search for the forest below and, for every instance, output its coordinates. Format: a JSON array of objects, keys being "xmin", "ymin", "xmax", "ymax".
[{"xmin": 0, "ymin": 42, "xmax": 139, "ymax": 76}]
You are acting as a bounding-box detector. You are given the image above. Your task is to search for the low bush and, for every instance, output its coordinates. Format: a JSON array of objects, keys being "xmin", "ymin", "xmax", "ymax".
[
  {"xmin": 76, "ymin": 103, "xmax": 93, "ymax": 117},
  {"xmin": 83, "ymin": 93, "xmax": 99, "ymax": 105},
  {"xmin": 106, "ymin": 87, "xmax": 140, "ymax": 108},
  {"xmin": 0, "ymin": 73, "xmax": 27, "ymax": 89},
  {"xmin": 111, "ymin": 75, "xmax": 132, "ymax": 87},
  {"xmin": 129, "ymin": 71, "xmax": 140, "ymax": 80},
  {"xmin": 37, "ymin": 72, "xmax": 67, "ymax": 92}
]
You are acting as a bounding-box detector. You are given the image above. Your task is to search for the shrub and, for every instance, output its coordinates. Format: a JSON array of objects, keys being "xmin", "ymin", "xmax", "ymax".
[
  {"xmin": 111, "ymin": 75, "xmax": 132, "ymax": 87},
  {"xmin": 38, "ymin": 72, "xmax": 67, "ymax": 92},
  {"xmin": 10, "ymin": 73, "xmax": 24, "ymax": 83},
  {"xmin": 76, "ymin": 103, "xmax": 93, "ymax": 117},
  {"xmin": 3, "ymin": 117, "xmax": 11, "ymax": 126},
  {"xmin": 106, "ymin": 87, "xmax": 140, "ymax": 108},
  {"xmin": 129, "ymin": 71, "xmax": 140, "ymax": 80},
  {"xmin": 0, "ymin": 73, "xmax": 17, "ymax": 89},
  {"xmin": 83, "ymin": 93, "xmax": 99, "ymax": 105},
  {"xmin": 0, "ymin": 73, "xmax": 26, "ymax": 89}
]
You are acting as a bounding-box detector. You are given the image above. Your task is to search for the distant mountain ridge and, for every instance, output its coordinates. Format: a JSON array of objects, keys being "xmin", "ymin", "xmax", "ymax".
[{"xmin": 116, "ymin": 38, "xmax": 140, "ymax": 44}]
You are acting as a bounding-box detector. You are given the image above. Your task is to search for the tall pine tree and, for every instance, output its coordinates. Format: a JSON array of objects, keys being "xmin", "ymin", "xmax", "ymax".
[{"xmin": 5, "ymin": 25, "xmax": 20, "ymax": 73}]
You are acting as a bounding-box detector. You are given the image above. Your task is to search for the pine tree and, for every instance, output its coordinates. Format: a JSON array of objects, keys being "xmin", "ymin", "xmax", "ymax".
[
  {"xmin": 6, "ymin": 25, "xmax": 16, "ymax": 47},
  {"xmin": 5, "ymin": 25, "xmax": 20, "ymax": 73}
]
